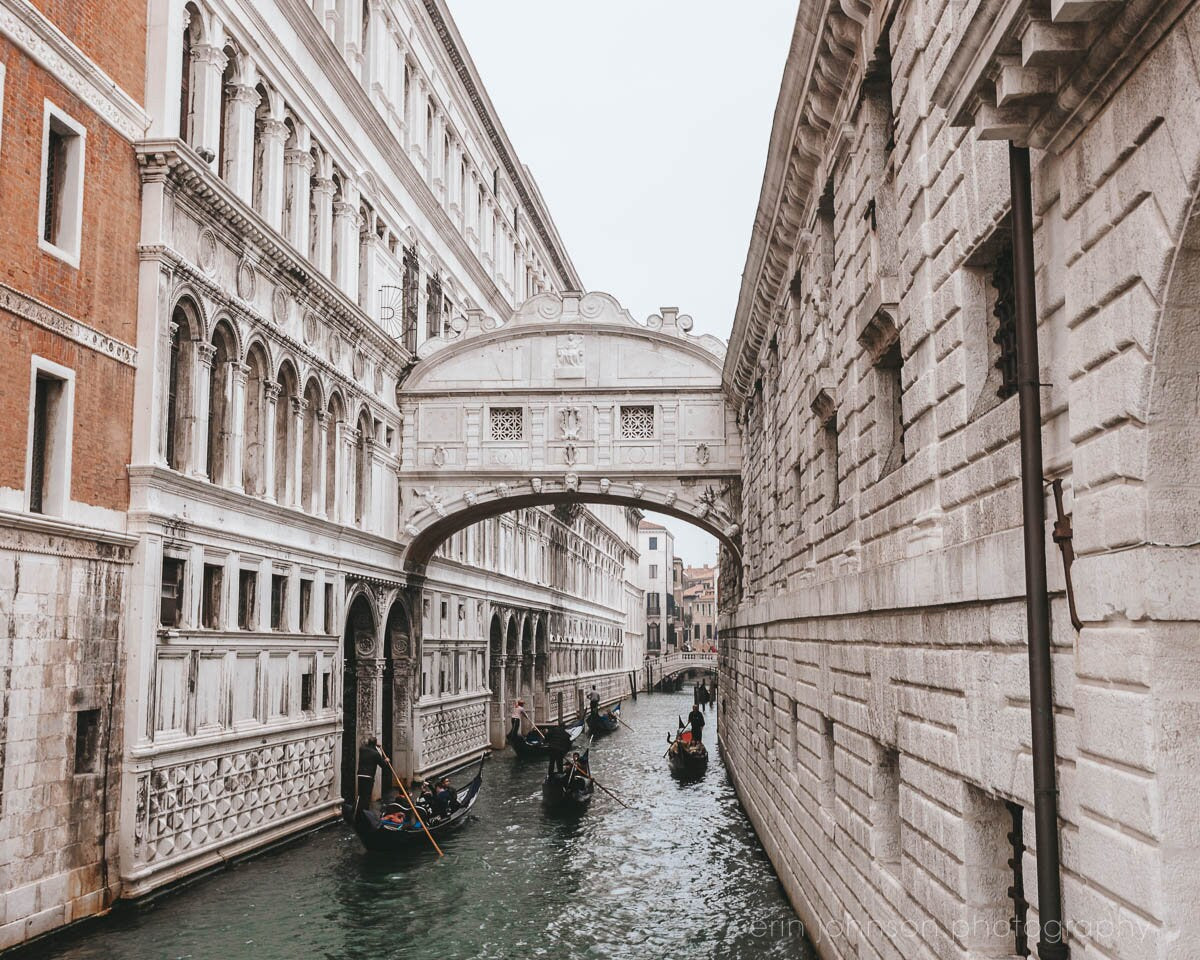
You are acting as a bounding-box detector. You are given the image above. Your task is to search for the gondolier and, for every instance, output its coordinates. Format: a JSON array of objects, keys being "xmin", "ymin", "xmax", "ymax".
[
  {"xmin": 688, "ymin": 705, "xmax": 706, "ymax": 743},
  {"xmin": 355, "ymin": 737, "xmax": 384, "ymax": 816},
  {"xmin": 587, "ymin": 685, "xmax": 601, "ymax": 717},
  {"xmin": 510, "ymin": 699, "xmax": 531, "ymax": 739},
  {"xmin": 546, "ymin": 722, "xmax": 574, "ymax": 776}
]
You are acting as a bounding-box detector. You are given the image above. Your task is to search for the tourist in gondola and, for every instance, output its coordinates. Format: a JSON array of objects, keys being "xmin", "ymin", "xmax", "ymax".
[
  {"xmin": 435, "ymin": 777, "xmax": 458, "ymax": 816},
  {"xmin": 688, "ymin": 704, "xmax": 706, "ymax": 743},
  {"xmin": 587, "ymin": 685, "xmax": 601, "ymax": 717},
  {"xmin": 355, "ymin": 737, "xmax": 384, "ymax": 816},
  {"xmin": 510, "ymin": 699, "xmax": 531, "ymax": 739},
  {"xmin": 546, "ymin": 721, "xmax": 574, "ymax": 775}
]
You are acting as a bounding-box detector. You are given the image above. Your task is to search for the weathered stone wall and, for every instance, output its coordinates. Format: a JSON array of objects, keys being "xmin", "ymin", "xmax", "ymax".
[
  {"xmin": 0, "ymin": 526, "xmax": 129, "ymax": 950},
  {"xmin": 722, "ymin": 0, "xmax": 1200, "ymax": 957}
]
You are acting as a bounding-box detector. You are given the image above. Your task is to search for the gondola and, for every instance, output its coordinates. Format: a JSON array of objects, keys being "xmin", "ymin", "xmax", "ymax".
[
  {"xmin": 351, "ymin": 758, "xmax": 485, "ymax": 853},
  {"xmin": 542, "ymin": 747, "xmax": 595, "ymax": 813},
  {"xmin": 508, "ymin": 721, "xmax": 585, "ymax": 759},
  {"xmin": 585, "ymin": 702, "xmax": 621, "ymax": 735},
  {"xmin": 667, "ymin": 730, "xmax": 709, "ymax": 778}
]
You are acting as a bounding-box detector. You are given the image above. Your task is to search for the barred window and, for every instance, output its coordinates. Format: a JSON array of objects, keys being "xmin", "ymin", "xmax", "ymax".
[
  {"xmin": 620, "ymin": 405, "xmax": 655, "ymax": 439},
  {"xmin": 489, "ymin": 407, "xmax": 524, "ymax": 441}
]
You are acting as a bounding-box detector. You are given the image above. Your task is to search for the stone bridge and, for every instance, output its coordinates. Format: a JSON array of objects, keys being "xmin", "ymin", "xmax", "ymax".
[
  {"xmin": 645, "ymin": 651, "xmax": 718, "ymax": 686},
  {"xmin": 395, "ymin": 291, "xmax": 744, "ymax": 574}
]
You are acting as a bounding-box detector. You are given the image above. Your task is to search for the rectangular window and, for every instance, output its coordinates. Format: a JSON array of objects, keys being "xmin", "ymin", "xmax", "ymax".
[
  {"xmin": 238, "ymin": 570, "xmax": 257, "ymax": 630},
  {"xmin": 648, "ymin": 536, "xmax": 657, "ymax": 550},
  {"xmin": 299, "ymin": 656, "xmax": 315, "ymax": 713},
  {"xmin": 39, "ymin": 102, "xmax": 86, "ymax": 266},
  {"xmin": 270, "ymin": 573, "xmax": 287, "ymax": 630},
  {"xmin": 620, "ymin": 404, "xmax": 655, "ymax": 439},
  {"xmin": 649, "ymin": 564, "xmax": 658, "ymax": 579},
  {"xmin": 73, "ymin": 708, "xmax": 100, "ymax": 774},
  {"xmin": 26, "ymin": 360, "xmax": 73, "ymax": 516},
  {"xmin": 822, "ymin": 414, "xmax": 840, "ymax": 510},
  {"xmin": 873, "ymin": 747, "xmax": 902, "ymax": 873},
  {"xmin": 819, "ymin": 715, "xmax": 836, "ymax": 809},
  {"xmin": 321, "ymin": 666, "xmax": 332, "ymax": 710},
  {"xmin": 489, "ymin": 406, "xmax": 524, "ymax": 440},
  {"xmin": 160, "ymin": 557, "xmax": 186, "ymax": 627},
  {"xmin": 201, "ymin": 563, "xmax": 223, "ymax": 629},
  {"xmin": 299, "ymin": 578, "xmax": 313, "ymax": 632},
  {"xmin": 324, "ymin": 583, "xmax": 335, "ymax": 634}
]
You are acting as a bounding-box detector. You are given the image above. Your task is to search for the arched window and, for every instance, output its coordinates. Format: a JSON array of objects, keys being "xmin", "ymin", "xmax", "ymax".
[
  {"xmin": 251, "ymin": 82, "xmax": 271, "ymax": 216},
  {"xmin": 274, "ymin": 362, "xmax": 298, "ymax": 504},
  {"xmin": 355, "ymin": 411, "xmax": 372, "ymax": 526},
  {"xmin": 217, "ymin": 44, "xmax": 237, "ymax": 178},
  {"xmin": 243, "ymin": 342, "xmax": 270, "ymax": 495},
  {"xmin": 179, "ymin": 15, "xmax": 193, "ymax": 141},
  {"xmin": 206, "ymin": 321, "xmax": 237, "ymax": 484},
  {"xmin": 307, "ymin": 144, "xmax": 322, "ymax": 263},
  {"xmin": 330, "ymin": 171, "xmax": 344, "ymax": 286},
  {"xmin": 166, "ymin": 298, "xmax": 202, "ymax": 471}
]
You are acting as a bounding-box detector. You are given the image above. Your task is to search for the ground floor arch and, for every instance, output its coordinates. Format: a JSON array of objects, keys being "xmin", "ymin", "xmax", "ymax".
[{"xmin": 340, "ymin": 592, "xmax": 376, "ymax": 805}]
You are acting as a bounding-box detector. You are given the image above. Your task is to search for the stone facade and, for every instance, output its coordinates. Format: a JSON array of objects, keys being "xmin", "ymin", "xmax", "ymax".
[
  {"xmin": 720, "ymin": 0, "xmax": 1200, "ymax": 958},
  {"xmin": 0, "ymin": 0, "xmax": 146, "ymax": 948}
]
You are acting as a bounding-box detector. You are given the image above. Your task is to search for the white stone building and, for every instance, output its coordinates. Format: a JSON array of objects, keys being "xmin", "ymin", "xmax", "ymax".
[
  {"xmin": 637, "ymin": 519, "xmax": 674, "ymax": 655},
  {"xmin": 720, "ymin": 0, "xmax": 1200, "ymax": 958},
  {"xmin": 119, "ymin": 0, "xmax": 639, "ymax": 901}
]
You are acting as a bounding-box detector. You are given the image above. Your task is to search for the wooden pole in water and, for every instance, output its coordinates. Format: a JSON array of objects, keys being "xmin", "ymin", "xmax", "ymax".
[{"xmin": 382, "ymin": 752, "xmax": 443, "ymax": 857}]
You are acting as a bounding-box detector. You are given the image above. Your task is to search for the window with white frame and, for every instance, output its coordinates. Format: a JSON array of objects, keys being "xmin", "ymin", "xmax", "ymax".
[
  {"xmin": 489, "ymin": 406, "xmax": 523, "ymax": 441},
  {"xmin": 38, "ymin": 101, "xmax": 86, "ymax": 266},
  {"xmin": 0, "ymin": 61, "xmax": 7, "ymax": 156},
  {"xmin": 620, "ymin": 405, "xmax": 655, "ymax": 439},
  {"xmin": 26, "ymin": 357, "xmax": 74, "ymax": 516}
]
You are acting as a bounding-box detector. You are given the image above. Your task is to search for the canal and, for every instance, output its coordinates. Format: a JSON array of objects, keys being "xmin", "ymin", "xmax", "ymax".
[{"xmin": 37, "ymin": 691, "xmax": 815, "ymax": 960}]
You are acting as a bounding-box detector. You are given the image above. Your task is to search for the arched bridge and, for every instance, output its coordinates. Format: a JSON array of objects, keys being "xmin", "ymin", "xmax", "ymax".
[
  {"xmin": 396, "ymin": 291, "xmax": 743, "ymax": 573},
  {"xmin": 646, "ymin": 651, "xmax": 718, "ymax": 685}
]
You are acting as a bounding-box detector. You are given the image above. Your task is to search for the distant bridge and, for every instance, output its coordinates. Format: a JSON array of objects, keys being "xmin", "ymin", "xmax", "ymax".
[{"xmin": 644, "ymin": 651, "xmax": 717, "ymax": 690}]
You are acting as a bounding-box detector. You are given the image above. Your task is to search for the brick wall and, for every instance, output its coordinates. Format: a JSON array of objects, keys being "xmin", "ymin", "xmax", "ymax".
[{"xmin": 27, "ymin": 0, "xmax": 146, "ymax": 100}]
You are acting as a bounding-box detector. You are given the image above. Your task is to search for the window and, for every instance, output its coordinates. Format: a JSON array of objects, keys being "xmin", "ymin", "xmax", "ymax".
[
  {"xmin": 299, "ymin": 578, "xmax": 313, "ymax": 632},
  {"xmin": 649, "ymin": 564, "xmax": 658, "ymax": 579},
  {"xmin": 964, "ymin": 225, "xmax": 1017, "ymax": 419},
  {"xmin": 648, "ymin": 536, "xmax": 657, "ymax": 550},
  {"xmin": 873, "ymin": 747, "xmax": 902, "ymax": 873},
  {"xmin": 26, "ymin": 359, "xmax": 73, "ymax": 516},
  {"xmin": 620, "ymin": 405, "xmax": 655, "ymax": 440},
  {"xmin": 201, "ymin": 563, "xmax": 223, "ymax": 629},
  {"xmin": 270, "ymin": 573, "xmax": 288, "ymax": 630},
  {"xmin": 238, "ymin": 570, "xmax": 257, "ymax": 630},
  {"xmin": 321, "ymin": 666, "xmax": 333, "ymax": 710},
  {"xmin": 160, "ymin": 557, "xmax": 186, "ymax": 627},
  {"xmin": 859, "ymin": 313, "xmax": 905, "ymax": 480},
  {"xmin": 489, "ymin": 406, "xmax": 523, "ymax": 441},
  {"xmin": 324, "ymin": 583, "xmax": 335, "ymax": 634},
  {"xmin": 819, "ymin": 715, "xmax": 836, "ymax": 809},
  {"xmin": 39, "ymin": 102, "xmax": 86, "ymax": 266},
  {"xmin": 299, "ymin": 657, "xmax": 315, "ymax": 713},
  {"xmin": 646, "ymin": 593, "xmax": 660, "ymax": 615},
  {"xmin": 822, "ymin": 414, "xmax": 840, "ymax": 510},
  {"xmin": 73, "ymin": 709, "xmax": 100, "ymax": 774}
]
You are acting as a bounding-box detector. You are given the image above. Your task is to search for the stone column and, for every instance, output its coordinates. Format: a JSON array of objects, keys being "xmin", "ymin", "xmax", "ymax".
[
  {"xmin": 357, "ymin": 657, "xmax": 384, "ymax": 797},
  {"xmin": 329, "ymin": 418, "xmax": 345, "ymax": 524},
  {"xmin": 290, "ymin": 396, "xmax": 307, "ymax": 508},
  {"xmin": 222, "ymin": 82, "xmax": 261, "ymax": 202},
  {"xmin": 189, "ymin": 42, "xmax": 227, "ymax": 167},
  {"xmin": 145, "ymin": 0, "xmax": 190, "ymax": 140},
  {"xmin": 359, "ymin": 220, "xmax": 381, "ymax": 318},
  {"xmin": 262, "ymin": 380, "xmax": 281, "ymax": 502},
  {"xmin": 159, "ymin": 319, "xmax": 179, "ymax": 468},
  {"xmin": 311, "ymin": 176, "xmax": 336, "ymax": 277},
  {"xmin": 258, "ymin": 117, "xmax": 289, "ymax": 230},
  {"xmin": 333, "ymin": 199, "xmax": 362, "ymax": 300},
  {"xmin": 408, "ymin": 76, "xmax": 426, "ymax": 168},
  {"xmin": 284, "ymin": 147, "xmax": 314, "ymax": 254},
  {"xmin": 227, "ymin": 361, "xmax": 249, "ymax": 492},
  {"xmin": 360, "ymin": 436, "xmax": 376, "ymax": 529},
  {"xmin": 342, "ymin": 426, "xmax": 360, "ymax": 526},
  {"xmin": 315, "ymin": 411, "xmax": 330, "ymax": 520},
  {"xmin": 191, "ymin": 341, "xmax": 216, "ymax": 479}
]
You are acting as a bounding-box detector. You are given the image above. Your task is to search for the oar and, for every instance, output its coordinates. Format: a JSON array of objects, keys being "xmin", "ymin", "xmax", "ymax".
[
  {"xmin": 381, "ymin": 752, "xmax": 443, "ymax": 858},
  {"xmin": 565, "ymin": 759, "xmax": 632, "ymax": 810},
  {"xmin": 664, "ymin": 721, "xmax": 692, "ymax": 757},
  {"xmin": 616, "ymin": 714, "xmax": 637, "ymax": 733}
]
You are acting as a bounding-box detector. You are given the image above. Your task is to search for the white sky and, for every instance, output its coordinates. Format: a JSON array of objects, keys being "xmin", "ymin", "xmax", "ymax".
[{"xmin": 448, "ymin": 0, "xmax": 795, "ymax": 565}]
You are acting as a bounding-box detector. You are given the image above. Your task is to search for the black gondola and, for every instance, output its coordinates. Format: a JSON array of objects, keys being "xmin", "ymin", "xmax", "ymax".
[
  {"xmin": 667, "ymin": 731, "xmax": 709, "ymax": 778},
  {"xmin": 508, "ymin": 722, "xmax": 584, "ymax": 759},
  {"xmin": 351, "ymin": 759, "xmax": 485, "ymax": 853},
  {"xmin": 542, "ymin": 748, "xmax": 595, "ymax": 813},
  {"xmin": 585, "ymin": 703, "xmax": 621, "ymax": 735}
]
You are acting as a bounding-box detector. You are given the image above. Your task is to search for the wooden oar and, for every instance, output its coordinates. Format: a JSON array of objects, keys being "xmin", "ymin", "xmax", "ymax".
[
  {"xmin": 664, "ymin": 721, "xmax": 692, "ymax": 757},
  {"xmin": 381, "ymin": 752, "xmax": 443, "ymax": 858},
  {"xmin": 565, "ymin": 758, "xmax": 632, "ymax": 810}
]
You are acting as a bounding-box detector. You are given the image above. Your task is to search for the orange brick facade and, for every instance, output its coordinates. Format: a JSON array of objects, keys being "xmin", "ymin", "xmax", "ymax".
[{"xmin": 0, "ymin": 33, "xmax": 140, "ymax": 511}]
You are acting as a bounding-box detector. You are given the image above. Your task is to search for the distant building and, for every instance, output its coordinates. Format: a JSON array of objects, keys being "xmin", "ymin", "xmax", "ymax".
[
  {"xmin": 637, "ymin": 520, "xmax": 673, "ymax": 654},
  {"xmin": 682, "ymin": 566, "xmax": 717, "ymax": 649}
]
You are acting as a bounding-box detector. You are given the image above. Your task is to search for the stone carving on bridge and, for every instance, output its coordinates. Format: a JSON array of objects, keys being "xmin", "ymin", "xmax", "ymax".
[
  {"xmin": 631, "ymin": 482, "xmax": 644, "ymax": 498},
  {"xmin": 564, "ymin": 443, "xmax": 578, "ymax": 466},
  {"xmin": 560, "ymin": 406, "xmax": 582, "ymax": 440},
  {"xmin": 696, "ymin": 442, "xmax": 711, "ymax": 466},
  {"xmin": 421, "ymin": 488, "xmax": 446, "ymax": 517},
  {"xmin": 531, "ymin": 477, "xmax": 543, "ymax": 494},
  {"xmin": 565, "ymin": 473, "xmax": 580, "ymax": 492},
  {"xmin": 432, "ymin": 445, "xmax": 446, "ymax": 468},
  {"xmin": 555, "ymin": 334, "xmax": 585, "ymax": 377}
]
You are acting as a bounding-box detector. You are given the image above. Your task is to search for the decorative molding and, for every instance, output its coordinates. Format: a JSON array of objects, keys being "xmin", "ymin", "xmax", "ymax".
[
  {"xmin": 0, "ymin": 0, "xmax": 148, "ymax": 141},
  {"xmin": 0, "ymin": 280, "xmax": 137, "ymax": 367}
]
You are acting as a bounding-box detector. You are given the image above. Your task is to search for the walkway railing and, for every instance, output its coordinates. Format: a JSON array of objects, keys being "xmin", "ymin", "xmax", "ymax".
[{"xmin": 643, "ymin": 651, "xmax": 716, "ymax": 689}]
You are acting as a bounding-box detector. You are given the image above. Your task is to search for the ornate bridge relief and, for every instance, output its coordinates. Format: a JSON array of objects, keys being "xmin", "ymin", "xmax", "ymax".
[{"xmin": 396, "ymin": 291, "xmax": 744, "ymax": 573}]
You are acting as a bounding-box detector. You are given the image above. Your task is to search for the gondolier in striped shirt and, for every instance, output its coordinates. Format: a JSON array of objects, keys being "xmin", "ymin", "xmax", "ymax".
[{"xmin": 510, "ymin": 699, "xmax": 531, "ymax": 739}]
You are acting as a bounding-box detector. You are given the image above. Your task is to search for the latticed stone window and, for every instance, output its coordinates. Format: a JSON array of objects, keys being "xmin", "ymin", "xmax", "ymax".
[
  {"xmin": 620, "ymin": 405, "xmax": 655, "ymax": 439},
  {"xmin": 489, "ymin": 406, "xmax": 524, "ymax": 441}
]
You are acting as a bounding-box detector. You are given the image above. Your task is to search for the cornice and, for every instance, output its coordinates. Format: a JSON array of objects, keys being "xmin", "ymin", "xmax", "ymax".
[
  {"xmin": 0, "ymin": 0, "xmax": 148, "ymax": 140},
  {"xmin": 420, "ymin": 0, "xmax": 582, "ymax": 291},
  {"xmin": 0, "ymin": 280, "xmax": 137, "ymax": 367}
]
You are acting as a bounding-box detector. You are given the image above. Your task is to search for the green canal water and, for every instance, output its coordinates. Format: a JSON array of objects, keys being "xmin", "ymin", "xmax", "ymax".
[{"xmin": 35, "ymin": 691, "xmax": 816, "ymax": 960}]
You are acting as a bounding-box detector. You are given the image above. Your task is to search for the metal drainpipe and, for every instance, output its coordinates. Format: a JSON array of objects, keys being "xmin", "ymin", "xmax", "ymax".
[{"xmin": 1009, "ymin": 142, "xmax": 1069, "ymax": 960}]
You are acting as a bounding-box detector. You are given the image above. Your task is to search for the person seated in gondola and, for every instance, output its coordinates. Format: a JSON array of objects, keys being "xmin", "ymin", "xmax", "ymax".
[
  {"xmin": 434, "ymin": 777, "xmax": 457, "ymax": 816},
  {"xmin": 688, "ymin": 704, "xmax": 707, "ymax": 744},
  {"xmin": 566, "ymin": 751, "xmax": 588, "ymax": 784},
  {"xmin": 546, "ymin": 722, "xmax": 573, "ymax": 776}
]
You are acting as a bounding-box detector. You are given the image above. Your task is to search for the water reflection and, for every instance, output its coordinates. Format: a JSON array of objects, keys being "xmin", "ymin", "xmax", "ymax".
[{"xmin": 37, "ymin": 691, "xmax": 815, "ymax": 960}]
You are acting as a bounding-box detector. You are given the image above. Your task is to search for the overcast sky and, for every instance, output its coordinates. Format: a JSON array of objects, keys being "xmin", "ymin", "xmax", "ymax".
[{"xmin": 448, "ymin": 0, "xmax": 795, "ymax": 566}]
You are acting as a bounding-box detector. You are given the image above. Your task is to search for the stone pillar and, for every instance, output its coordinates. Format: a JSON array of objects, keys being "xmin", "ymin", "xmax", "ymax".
[
  {"xmin": 329, "ymin": 418, "xmax": 345, "ymax": 524},
  {"xmin": 290, "ymin": 396, "xmax": 307, "ymax": 508},
  {"xmin": 158, "ymin": 319, "xmax": 179, "ymax": 468},
  {"xmin": 315, "ymin": 411, "xmax": 330, "ymax": 520},
  {"xmin": 359, "ymin": 219, "xmax": 381, "ymax": 318},
  {"xmin": 360, "ymin": 436, "xmax": 376, "ymax": 529},
  {"xmin": 343, "ymin": 426, "xmax": 360, "ymax": 526},
  {"xmin": 311, "ymin": 176, "xmax": 336, "ymax": 277},
  {"xmin": 257, "ymin": 117, "xmax": 288, "ymax": 230},
  {"xmin": 408, "ymin": 76, "xmax": 426, "ymax": 168},
  {"xmin": 356, "ymin": 657, "xmax": 384, "ymax": 797},
  {"xmin": 222, "ymin": 82, "xmax": 260, "ymax": 201},
  {"xmin": 333, "ymin": 199, "xmax": 361, "ymax": 300},
  {"xmin": 284, "ymin": 146, "xmax": 314, "ymax": 254},
  {"xmin": 227, "ymin": 361, "xmax": 248, "ymax": 492},
  {"xmin": 189, "ymin": 42, "xmax": 227, "ymax": 167},
  {"xmin": 145, "ymin": 0, "xmax": 189, "ymax": 140},
  {"xmin": 262, "ymin": 380, "xmax": 280, "ymax": 502},
  {"xmin": 191, "ymin": 341, "xmax": 216, "ymax": 479}
]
